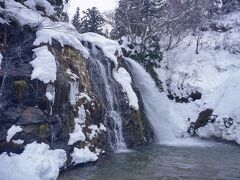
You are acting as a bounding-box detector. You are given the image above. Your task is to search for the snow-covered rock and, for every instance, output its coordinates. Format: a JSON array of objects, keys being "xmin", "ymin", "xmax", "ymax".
[
  {"xmin": 113, "ymin": 67, "xmax": 139, "ymax": 110},
  {"xmin": 198, "ymin": 72, "xmax": 240, "ymax": 143},
  {"xmin": 79, "ymin": 92, "xmax": 92, "ymax": 102},
  {"xmin": 88, "ymin": 125, "xmax": 102, "ymax": 140},
  {"xmin": 71, "ymin": 146, "xmax": 98, "ymax": 165},
  {"xmin": 4, "ymin": 0, "xmax": 48, "ymax": 27},
  {"xmin": 24, "ymin": 0, "xmax": 56, "ymax": 16},
  {"xmin": 6, "ymin": 125, "xmax": 22, "ymax": 142},
  {"xmin": 100, "ymin": 123, "xmax": 107, "ymax": 132},
  {"xmin": 80, "ymin": 32, "xmax": 121, "ymax": 66},
  {"xmin": 0, "ymin": 142, "xmax": 66, "ymax": 180},
  {"xmin": 4, "ymin": 0, "xmax": 89, "ymax": 58},
  {"xmin": 34, "ymin": 22, "xmax": 89, "ymax": 58},
  {"xmin": 68, "ymin": 105, "xmax": 86, "ymax": 145},
  {"xmin": 30, "ymin": 46, "xmax": 56, "ymax": 83},
  {"xmin": 12, "ymin": 139, "xmax": 24, "ymax": 145},
  {"xmin": 0, "ymin": 17, "xmax": 9, "ymax": 24}
]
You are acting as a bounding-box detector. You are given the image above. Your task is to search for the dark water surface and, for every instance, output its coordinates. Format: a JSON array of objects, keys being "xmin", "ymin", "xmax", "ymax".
[{"xmin": 59, "ymin": 143, "xmax": 240, "ymax": 180}]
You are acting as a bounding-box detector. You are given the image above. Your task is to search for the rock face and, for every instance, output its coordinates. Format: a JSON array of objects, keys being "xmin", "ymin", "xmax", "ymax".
[
  {"xmin": 0, "ymin": 22, "xmax": 153, "ymax": 165},
  {"xmin": 187, "ymin": 109, "xmax": 214, "ymax": 136}
]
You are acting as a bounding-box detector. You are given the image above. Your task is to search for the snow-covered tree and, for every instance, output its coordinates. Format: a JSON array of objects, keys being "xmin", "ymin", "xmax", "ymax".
[
  {"xmin": 72, "ymin": 7, "xmax": 81, "ymax": 32},
  {"xmin": 80, "ymin": 7, "xmax": 104, "ymax": 35},
  {"xmin": 48, "ymin": 0, "xmax": 70, "ymax": 22},
  {"xmin": 221, "ymin": 0, "xmax": 240, "ymax": 14}
]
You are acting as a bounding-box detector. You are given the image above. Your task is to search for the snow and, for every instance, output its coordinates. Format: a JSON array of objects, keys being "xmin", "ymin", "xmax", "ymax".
[
  {"xmin": 30, "ymin": 46, "xmax": 56, "ymax": 83},
  {"xmin": 100, "ymin": 123, "xmax": 107, "ymax": 132},
  {"xmin": 79, "ymin": 92, "xmax": 92, "ymax": 102},
  {"xmin": 66, "ymin": 69, "xmax": 79, "ymax": 81},
  {"xmin": 45, "ymin": 92, "xmax": 53, "ymax": 101},
  {"xmin": 80, "ymin": 32, "xmax": 121, "ymax": 66},
  {"xmin": 6, "ymin": 125, "xmax": 22, "ymax": 142},
  {"xmin": 88, "ymin": 125, "xmax": 100, "ymax": 140},
  {"xmin": 71, "ymin": 146, "xmax": 98, "ymax": 165},
  {"xmin": 4, "ymin": 0, "xmax": 89, "ymax": 58},
  {"xmin": 45, "ymin": 84, "xmax": 55, "ymax": 102},
  {"xmin": 154, "ymin": 11, "xmax": 240, "ymax": 144},
  {"xmin": 68, "ymin": 105, "xmax": 86, "ymax": 145},
  {"xmin": 198, "ymin": 72, "xmax": 240, "ymax": 143},
  {"xmin": 68, "ymin": 128, "xmax": 85, "ymax": 145},
  {"xmin": 69, "ymin": 81, "xmax": 80, "ymax": 105},
  {"xmin": 113, "ymin": 67, "xmax": 139, "ymax": 110},
  {"xmin": 34, "ymin": 23, "xmax": 89, "ymax": 58},
  {"xmin": 88, "ymin": 124, "xmax": 107, "ymax": 140},
  {"xmin": 157, "ymin": 39, "xmax": 240, "ymax": 99},
  {"xmin": 4, "ymin": 0, "xmax": 48, "ymax": 27},
  {"xmin": 0, "ymin": 17, "xmax": 9, "ymax": 24},
  {"xmin": 0, "ymin": 142, "xmax": 66, "ymax": 180},
  {"xmin": 24, "ymin": 0, "xmax": 56, "ymax": 16},
  {"xmin": 77, "ymin": 105, "xmax": 87, "ymax": 124},
  {"xmin": 12, "ymin": 139, "xmax": 24, "ymax": 145}
]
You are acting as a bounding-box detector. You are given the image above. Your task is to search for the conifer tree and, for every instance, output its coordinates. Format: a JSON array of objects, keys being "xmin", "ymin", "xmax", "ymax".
[
  {"xmin": 80, "ymin": 7, "xmax": 104, "ymax": 35},
  {"xmin": 72, "ymin": 7, "xmax": 81, "ymax": 32}
]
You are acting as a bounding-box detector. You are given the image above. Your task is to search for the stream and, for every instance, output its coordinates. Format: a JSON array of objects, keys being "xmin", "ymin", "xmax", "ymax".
[{"xmin": 59, "ymin": 142, "xmax": 240, "ymax": 180}]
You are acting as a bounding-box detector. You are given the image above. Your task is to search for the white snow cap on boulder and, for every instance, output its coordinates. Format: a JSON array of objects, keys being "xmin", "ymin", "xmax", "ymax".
[
  {"xmin": 4, "ymin": 0, "xmax": 49, "ymax": 27},
  {"xmin": 80, "ymin": 32, "xmax": 122, "ymax": 66},
  {"xmin": 71, "ymin": 146, "xmax": 98, "ymax": 165},
  {"xmin": 34, "ymin": 22, "xmax": 89, "ymax": 59},
  {"xmin": 6, "ymin": 125, "xmax": 22, "ymax": 142},
  {"xmin": 30, "ymin": 46, "xmax": 57, "ymax": 84},
  {"xmin": 24, "ymin": 0, "xmax": 56, "ymax": 16}
]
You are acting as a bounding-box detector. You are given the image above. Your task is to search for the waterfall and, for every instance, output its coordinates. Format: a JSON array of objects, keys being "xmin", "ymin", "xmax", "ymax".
[
  {"xmin": 126, "ymin": 58, "xmax": 178, "ymax": 144},
  {"xmin": 86, "ymin": 46, "xmax": 127, "ymax": 152},
  {"xmin": 126, "ymin": 58, "xmax": 212, "ymax": 146}
]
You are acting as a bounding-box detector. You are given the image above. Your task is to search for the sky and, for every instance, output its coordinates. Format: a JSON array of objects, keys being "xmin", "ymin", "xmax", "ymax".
[{"xmin": 68, "ymin": 0, "xmax": 118, "ymax": 18}]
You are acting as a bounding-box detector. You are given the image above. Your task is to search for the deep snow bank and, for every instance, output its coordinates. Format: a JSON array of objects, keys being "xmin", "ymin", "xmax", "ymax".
[
  {"xmin": 155, "ymin": 10, "xmax": 240, "ymax": 144},
  {"xmin": 0, "ymin": 142, "xmax": 66, "ymax": 180}
]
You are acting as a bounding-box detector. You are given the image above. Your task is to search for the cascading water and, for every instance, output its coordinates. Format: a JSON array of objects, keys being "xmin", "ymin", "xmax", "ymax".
[
  {"xmin": 86, "ymin": 46, "xmax": 127, "ymax": 151},
  {"xmin": 126, "ymin": 58, "xmax": 177, "ymax": 144},
  {"xmin": 126, "ymin": 58, "xmax": 209, "ymax": 146}
]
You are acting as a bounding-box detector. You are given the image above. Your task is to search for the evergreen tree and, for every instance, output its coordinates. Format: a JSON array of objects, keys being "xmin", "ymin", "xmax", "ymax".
[
  {"xmin": 221, "ymin": 0, "xmax": 240, "ymax": 14},
  {"xmin": 80, "ymin": 7, "xmax": 104, "ymax": 34},
  {"xmin": 72, "ymin": 7, "xmax": 81, "ymax": 32},
  {"xmin": 47, "ymin": 0, "xmax": 70, "ymax": 22}
]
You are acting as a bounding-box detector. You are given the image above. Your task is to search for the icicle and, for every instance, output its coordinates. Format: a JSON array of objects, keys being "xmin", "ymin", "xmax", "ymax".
[{"xmin": 45, "ymin": 83, "xmax": 55, "ymax": 116}]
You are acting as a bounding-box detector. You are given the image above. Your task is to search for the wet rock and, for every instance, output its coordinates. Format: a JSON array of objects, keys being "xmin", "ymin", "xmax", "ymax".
[
  {"xmin": 0, "ymin": 107, "xmax": 23, "ymax": 124},
  {"xmin": 224, "ymin": 117, "xmax": 234, "ymax": 128},
  {"xmin": 18, "ymin": 107, "xmax": 47, "ymax": 125},
  {"xmin": 0, "ymin": 21, "xmax": 154, "ymax": 167},
  {"xmin": 187, "ymin": 108, "xmax": 214, "ymax": 135},
  {"xmin": 122, "ymin": 58, "xmax": 154, "ymax": 147},
  {"xmin": 167, "ymin": 90, "xmax": 202, "ymax": 103}
]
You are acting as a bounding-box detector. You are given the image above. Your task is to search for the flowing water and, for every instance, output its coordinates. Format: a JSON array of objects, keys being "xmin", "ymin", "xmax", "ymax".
[
  {"xmin": 59, "ymin": 143, "xmax": 240, "ymax": 180},
  {"xmin": 126, "ymin": 58, "xmax": 186, "ymax": 144},
  {"xmin": 59, "ymin": 59, "xmax": 240, "ymax": 180},
  {"xmin": 87, "ymin": 46, "xmax": 126, "ymax": 151}
]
